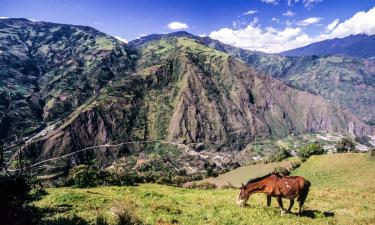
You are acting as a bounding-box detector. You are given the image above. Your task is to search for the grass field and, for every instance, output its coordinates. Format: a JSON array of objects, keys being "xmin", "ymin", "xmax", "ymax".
[
  {"xmin": 36, "ymin": 153, "xmax": 375, "ymax": 224},
  {"xmin": 194, "ymin": 159, "xmax": 296, "ymax": 188}
]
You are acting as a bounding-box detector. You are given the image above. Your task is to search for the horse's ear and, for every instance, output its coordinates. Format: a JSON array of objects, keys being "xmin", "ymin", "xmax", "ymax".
[{"xmin": 241, "ymin": 183, "xmax": 244, "ymax": 188}]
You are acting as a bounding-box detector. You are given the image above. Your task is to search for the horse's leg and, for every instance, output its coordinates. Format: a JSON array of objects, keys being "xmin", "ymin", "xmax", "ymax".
[
  {"xmin": 288, "ymin": 199, "xmax": 295, "ymax": 212},
  {"xmin": 277, "ymin": 197, "xmax": 286, "ymax": 215},
  {"xmin": 267, "ymin": 196, "xmax": 271, "ymax": 207},
  {"xmin": 298, "ymin": 181, "xmax": 311, "ymax": 216}
]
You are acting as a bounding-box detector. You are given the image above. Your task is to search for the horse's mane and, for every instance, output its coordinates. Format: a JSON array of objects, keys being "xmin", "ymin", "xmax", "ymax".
[{"xmin": 246, "ymin": 173, "xmax": 281, "ymax": 185}]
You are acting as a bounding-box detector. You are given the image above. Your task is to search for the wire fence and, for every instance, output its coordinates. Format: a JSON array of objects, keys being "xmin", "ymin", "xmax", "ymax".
[{"xmin": 7, "ymin": 140, "xmax": 193, "ymax": 172}]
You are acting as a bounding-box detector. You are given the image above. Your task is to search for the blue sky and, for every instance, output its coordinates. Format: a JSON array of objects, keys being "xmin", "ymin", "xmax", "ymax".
[{"xmin": 1, "ymin": 0, "xmax": 375, "ymax": 53}]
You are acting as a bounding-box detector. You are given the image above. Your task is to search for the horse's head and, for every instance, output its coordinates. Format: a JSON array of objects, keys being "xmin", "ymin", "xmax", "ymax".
[{"xmin": 237, "ymin": 183, "xmax": 250, "ymax": 207}]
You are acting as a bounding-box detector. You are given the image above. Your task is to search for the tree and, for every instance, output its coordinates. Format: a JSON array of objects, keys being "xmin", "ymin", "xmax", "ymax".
[
  {"xmin": 70, "ymin": 164, "xmax": 102, "ymax": 188},
  {"xmin": 298, "ymin": 143, "xmax": 325, "ymax": 160},
  {"xmin": 336, "ymin": 137, "xmax": 356, "ymax": 153}
]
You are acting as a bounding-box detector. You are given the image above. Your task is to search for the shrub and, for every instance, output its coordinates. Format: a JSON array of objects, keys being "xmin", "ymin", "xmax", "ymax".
[
  {"xmin": 272, "ymin": 166, "xmax": 290, "ymax": 176},
  {"xmin": 266, "ymin": 147, "xmax": 290, "ymax": 163},
  {"xmin": 0, "ymin": 174, "xmax": 41, "ymax": 225},
  {"xmin": 336, "ymin": 138, "xmax": 356, "ymax": 153},
  {"xmin": 187, "ymin": 182, "xmax": 217, "ymax": 189},
  {"xmin": 369, "ymin": 149, "xmax": 375, "ymax": 160},
  {"xmin": 221, "ymin": 182, "xmax": 236, "ymax": 189},
  {"xmin": 95, "ymin": 214, "xmax": 109, "ymax": 225},
  {"xmin": 112, "ymin": 203, "xmax": 143, "ymax": 225},
  {"xmin": 290, "ymin": 160, "xmax": 301, "ymax": 169},
  {"xmin": 70, "ymin": 164, "xmax": 102, "ymax": 188},
  {"xmin": 298, "ymin": 143, "xmax": 325, "ymax": 160},
  {"xmin": 355, "ymin": 136, "xmax": 372, "ymax": 147},
  {"xmin": 206, "ymin": 167, "xmax": 219, "ymax": 177}
]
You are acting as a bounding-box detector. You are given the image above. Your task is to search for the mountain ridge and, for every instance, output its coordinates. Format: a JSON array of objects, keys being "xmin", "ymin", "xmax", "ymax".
[
  {"xmin": 130, "ymin": 31, "xmax": 375, "ymax": 125},
  {"xmin": 280, "ymin": 34, "xmax": 375, "ymax": 58}
]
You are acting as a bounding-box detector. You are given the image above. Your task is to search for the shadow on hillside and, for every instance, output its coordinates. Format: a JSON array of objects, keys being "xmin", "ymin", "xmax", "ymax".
[
  {"xmin": 40, "ymin": 204, "xmax": 73, "ymax": 216},
  {"xmin": 40, "ymin": 214, "xmax": 89, "ymax": 225},
  {"xmin": 296, "ymin": 209, "xmax": 335, "ymax": 219}
]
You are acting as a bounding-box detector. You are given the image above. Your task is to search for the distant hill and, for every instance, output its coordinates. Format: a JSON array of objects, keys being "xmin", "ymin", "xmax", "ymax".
[{"xmin": 281, "ymin": 34, "xmax": 375, "ymax": 58}]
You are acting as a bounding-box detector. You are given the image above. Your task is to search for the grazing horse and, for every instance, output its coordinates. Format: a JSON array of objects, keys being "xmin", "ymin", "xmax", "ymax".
[{"xmin": 237, "ymin": 173, "xmax": 310, "ymax": 215}]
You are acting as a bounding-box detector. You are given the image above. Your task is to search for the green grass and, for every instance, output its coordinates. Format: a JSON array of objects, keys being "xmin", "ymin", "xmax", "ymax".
[
  {"xmin": 196, "ymin": 160, "xmax": 295, "ymax": 188},
  {"xmin": 36, "ymin": 153, "xmax": 375, "ymax": 224}
]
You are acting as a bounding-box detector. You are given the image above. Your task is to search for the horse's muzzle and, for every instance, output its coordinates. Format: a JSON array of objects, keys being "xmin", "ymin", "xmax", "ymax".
[{"xmin": 237, "ymin": 198, "xmax": 246, "ymax": 207}]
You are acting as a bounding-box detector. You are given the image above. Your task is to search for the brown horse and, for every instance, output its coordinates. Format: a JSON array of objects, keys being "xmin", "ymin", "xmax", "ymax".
[{"xmin": 237, "ymin": 173, "xmax": 310, "ymax": 215}]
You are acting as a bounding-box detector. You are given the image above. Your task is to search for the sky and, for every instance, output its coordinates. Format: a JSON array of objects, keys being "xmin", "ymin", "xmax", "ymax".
[{"xmin": 1, "ymin": 0, "xmax": 375, "ymax": 53}]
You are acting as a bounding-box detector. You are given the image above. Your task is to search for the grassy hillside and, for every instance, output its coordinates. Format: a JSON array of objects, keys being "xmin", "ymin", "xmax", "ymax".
[
  {"xmin": 193, "ymin": 160, "xmax": 295, "ymax": 188},
  {"xmin": 36, "ymin": 153, "xmax": 375, "ymax": 224}
]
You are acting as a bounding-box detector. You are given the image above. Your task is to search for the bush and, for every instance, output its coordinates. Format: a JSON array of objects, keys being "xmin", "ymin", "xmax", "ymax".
[
  {"xmin": 69, "ymin": 164, "xmax": 102, "ymax": 188},
  {"xmin": 190, "ymin": 182, "xmax": 217, "ymax": 189},
  {"xmin": 112, "ymin": 203, "xmax": 143, "ymax": 225},
  {"xmin": 290, "ymin": 160, "xmax": 301, "ymax": 169},
  {"xmin": 336, "ymin": 138, "xmax": 356, "ymax": 153},
  {"xmin": 272, "ymin": 166, "xmax": 290, "ymax": 175},
  {"xmin": 221, "ymin": 182, "xmax": 236, "ymax": 189},
  {"xmin": 369, "ymin": 149, "xmax": 375, "ymax": 160},
  {"xmin": 298, "ymin": 143, "xmax": 325, "ymax": 160},
  {"xmin": 0, "ymin": 174, "xmax": 41, "ymax": 225},
  {"xmin": 355, "ymin": 136, "xmax": 372, "ymax": 147},
  {"xmin": 266, "ymin": 147, "xmax": 290, "ymax": 163},
  {"xmin": 206, "ymin": 167, "xmax": 219, "ymax": 177}
]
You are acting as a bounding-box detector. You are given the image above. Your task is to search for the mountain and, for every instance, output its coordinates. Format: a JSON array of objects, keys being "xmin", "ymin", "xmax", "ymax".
[
  {"xmin": 0, "ymin": 18, "xmax": 135, "ymax": 142},
  {"xmin": 0, "ymin": 19, "xmax": 373, "ymax": 173},
  {"xmin": 132, "ymin": 32, "xmax": 375, "ymax": 125},
  {"xmin": 281, "ymin": 34, "xmax": 375, "ymax": 58}
]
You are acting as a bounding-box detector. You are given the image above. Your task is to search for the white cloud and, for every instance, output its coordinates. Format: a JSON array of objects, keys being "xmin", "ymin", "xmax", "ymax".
[
  {"xmin": 261, "ymin": 0, "xmax": 278, "ymax": 4},
  {"xmin": 303, "ymin": 0, "xmax": 323, "ymax": 9},
  {"xmin": 114, "ymin": 36, "xmax": 128, "ymax": 43},
  {"xmin": 325, "ymin": 19, "xmax": 339, "ymax": 32},
  {"xmin": 209, "ymin": 6, "xmax": 375, "ymax": 53},
  {"xmin": 167, "ymin": 21, "xmax": 189, "ymax": 30},
  {"xmin": 209, "ymin": 24, "xmax": 313, "ymax": 53},
  {"xmin": 0, "ymin": 16, "xmax": 9, "ymax": 19},
  {"xmin": 327, "ymin": 7, "xmax": 375, "ymax": 38},
  {"xmin": 283, "ymin": 10, "xmax": 295, "ymax": 17},
  {"xmin": 244, "ymin": 10, "xmax": 258, "ymax": 15},
  {"xmin": 199, "ymin": 34, "xmax": 207, "ymax": 37},
  {"xmin": 296, "ymin": 17, "xmax": 322, "ymax": 26}
]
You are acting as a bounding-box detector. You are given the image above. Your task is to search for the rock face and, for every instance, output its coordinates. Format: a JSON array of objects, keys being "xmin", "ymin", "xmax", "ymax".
[{"xmin": 0, "ymin": 20, "xmax": 374, "ymax": 168}]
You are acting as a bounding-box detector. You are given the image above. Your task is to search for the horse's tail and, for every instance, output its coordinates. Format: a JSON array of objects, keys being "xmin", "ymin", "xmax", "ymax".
[{"xmin": 298, "ymin": 179, "xmax": 311, "ymax": 207}]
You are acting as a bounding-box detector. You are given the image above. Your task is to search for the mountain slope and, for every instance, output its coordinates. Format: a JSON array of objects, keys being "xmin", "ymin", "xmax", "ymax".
[
  {"xmin": 24, "ymin": 36, "xmax": 373, "ymax": 167},
  {"xmin": 0, "ymin": 18, "xmax": 135, "ymax": 142},
  {"xmin": 132, "ymin": 32, "xmax": 375, "ymax": 125},
  {"xmin": 0, "ymin": 20, "xmax": 373, "ymax": 172},
  {"xmin": 281, "ymin": 34, "xmax": 375, "ymax": 58}
]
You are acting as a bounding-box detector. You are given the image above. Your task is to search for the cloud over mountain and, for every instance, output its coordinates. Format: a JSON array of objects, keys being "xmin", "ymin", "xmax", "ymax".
[{"xmin": 167, "ymin": 21, "xmax": 189, "ymax": 30}]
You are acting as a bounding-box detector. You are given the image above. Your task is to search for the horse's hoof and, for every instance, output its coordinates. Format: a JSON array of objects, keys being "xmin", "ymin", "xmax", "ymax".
[{"xmin": 280, "ymin": 210, "xmax": 288, "ymax": 216}]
